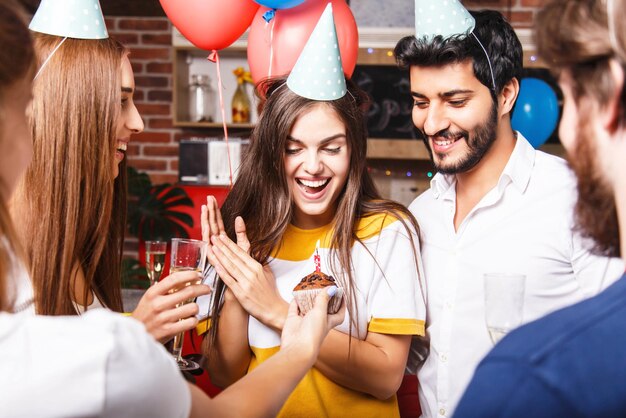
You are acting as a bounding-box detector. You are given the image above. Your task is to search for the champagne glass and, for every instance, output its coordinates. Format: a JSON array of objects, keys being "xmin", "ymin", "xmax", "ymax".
[
  {"xmin": 484, "ymin": 273, "xmax": 525, "ymax": 344},
  {"xmin": 145, "ymin": 241, "xmax": 167, "ymax": 287},
  {"xmin": 169, "ymin": 238, "xmax": 207, "ymax": 371}
]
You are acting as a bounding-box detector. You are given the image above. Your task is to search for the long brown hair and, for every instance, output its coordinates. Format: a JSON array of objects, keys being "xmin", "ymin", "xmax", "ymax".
[
  {"xmin": 11, "ymin": 34, "xmax": 127, "ymax": 315},
  {"xmin": 0, "ymin": 0, "xmax": 35, "ymax": 312},
  {"xmin": 207, "ymin": 77, "xmax": 421, "ymax": 352}
]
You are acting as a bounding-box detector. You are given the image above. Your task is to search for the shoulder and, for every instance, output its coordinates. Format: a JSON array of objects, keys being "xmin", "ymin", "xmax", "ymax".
[
  {"xmin": 522, "ymin": 150, "xmax": 578, "ymax": 213},
  {"xmin": 408, "ymin": 188, "xmax": 439, "ymax": 221},
  {"xmin": 468, "ymin": 277, "xmax": 626, "ymax": 414},
  {"xmin": 532, "ymin": 149, "xmax": 576, "ymax": 184},
  {"xmin": 85, "ymin": 311, "xmax": 191, "ymax": 417},
  {"xmin": 457, "ymin": 356, "xmax": 579, "ymax": 418},
  {"xmin": 0, "ymin": 311, "xmax": 188, "ymax": 417},
  {"xmin": 355, "ymin": 209, "xmax": 416, "ymax": 241},
  {"xmin": 493, "ymin": 277, "xmax": 626, "ymax": 361},
  {"xmin": 0, "ymin": 311, "xmax": 190, "ymax": 417}
]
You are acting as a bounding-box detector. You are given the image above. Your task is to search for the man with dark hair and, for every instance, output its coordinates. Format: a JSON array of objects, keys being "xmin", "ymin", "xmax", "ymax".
[
  {"xmin": 455, "ymin": 0, "xmax": 626, "ymax": 416},
  {"xmin": 395, "ymin": 5, "xmax": 623, "ymax": 417}
]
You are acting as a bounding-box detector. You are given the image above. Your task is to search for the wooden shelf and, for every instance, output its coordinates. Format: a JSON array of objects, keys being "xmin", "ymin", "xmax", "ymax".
[
  {"xmin": 367, "ymin": 139, "xmax": 429, "ymax": 160},
  {"xmin": 539, "ymin": 143, "xmax": 565, "ymax": 158},
  {"xmin": 173, "ymin": 47, "xmax": 256, "ymax": 127}
]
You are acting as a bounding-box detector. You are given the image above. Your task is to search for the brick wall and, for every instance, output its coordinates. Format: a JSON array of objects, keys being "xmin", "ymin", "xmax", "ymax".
[
  {"xmin": 106, "ymin": 0, "xmax": 547, "ymax": 187},
  {"xmin": 462, "ymin": 0, "xmax": 548, "ymax": 28},
  {"xmin": 106, "ymin": 17, "xmax": 179, "ymax": 185}
]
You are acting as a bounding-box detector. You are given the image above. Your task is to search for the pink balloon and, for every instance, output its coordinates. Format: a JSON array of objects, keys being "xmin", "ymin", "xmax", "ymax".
[
  {"xmin": 160, "ymin": 0, "xmax": 260, "ymax": 51},
  {"xmin": 247, "ymin": 0, "xmax": 358, "ymax": 83}
]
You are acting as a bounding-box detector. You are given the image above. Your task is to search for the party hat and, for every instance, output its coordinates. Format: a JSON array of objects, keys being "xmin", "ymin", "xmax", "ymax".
[
  {"xmin": 30, "ymin": 0, "xmax": 108, "ymax": 40},
  {"xmin": 287, "ymin": 3, "xmax": 347, "ymax": 101},
  {"xmin": 414, "ymin": 0, "xmax": 475, "ymax": 41}
]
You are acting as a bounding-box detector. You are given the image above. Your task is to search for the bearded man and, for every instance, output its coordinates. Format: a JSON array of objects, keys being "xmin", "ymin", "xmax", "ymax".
[
  {"xmin": 454, "ymin": 1, "xmax": 626, "ymax": 416},
  {"xmin": 394, "ymin": 7, "xmax": 624, "ymax": 418}
]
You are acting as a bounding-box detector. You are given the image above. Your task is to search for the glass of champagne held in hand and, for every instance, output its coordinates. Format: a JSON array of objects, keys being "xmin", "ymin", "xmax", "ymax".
[
  {"xmin": 145, "ymin": 241, "xmax": 167, "ymax": 287},
  {"xmin": 169, "ymin": 238, "xmax": 208, "ymax": 370},
  {"xmin": 484, "ymin": 273, "xmax": 525, "ymax": 344}
]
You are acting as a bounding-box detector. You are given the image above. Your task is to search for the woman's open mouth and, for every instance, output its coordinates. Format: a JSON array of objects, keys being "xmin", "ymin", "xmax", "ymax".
[
  {"xmin": 297, "ymin": 178, "xmax": 331, "ymax": 195},
  {"xmin": 116, "ymin": 141, "xmax": 127, "ymax": 160}
]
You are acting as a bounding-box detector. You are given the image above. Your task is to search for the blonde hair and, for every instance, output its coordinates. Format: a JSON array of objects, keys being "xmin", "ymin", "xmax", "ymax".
[{"xmin": 12, "ymin": 33, "xmax": 128, "ymax": 315}]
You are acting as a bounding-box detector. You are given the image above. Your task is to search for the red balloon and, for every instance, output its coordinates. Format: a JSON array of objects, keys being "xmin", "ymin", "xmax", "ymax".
[
  {"xmin": 247, "ymin": 0, "xmax": 358, "ymax": 83},
  {"xmin": 160, "ymin": 0, "xmax": 259, "ymax": 51}
]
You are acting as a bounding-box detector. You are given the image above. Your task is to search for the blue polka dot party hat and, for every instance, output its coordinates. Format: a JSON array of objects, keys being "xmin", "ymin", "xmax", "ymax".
[
  {"xmin": 287, "ymin": 3, "xmax": 347, "ymax": 101},
  {"xmin": 30, "ymin": 0, "xmax": 108, "ymax": 40},
  {"xmin": 414, "ymin": 0, "xmax": 475, "ymax": 41}
]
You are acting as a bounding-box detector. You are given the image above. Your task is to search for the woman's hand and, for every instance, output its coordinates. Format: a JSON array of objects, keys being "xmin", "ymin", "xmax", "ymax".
[
  {"xmin": 201, "ymin": 196, "xmax": 250, "ymax": 264},
  {"xmin": 280, "ymin": 287, "xmax": 346, "ymax": 367},
  {"xmin": 131, "ymin": 270, "xmax": 211, "ymax": 343},
  {"xmin": 209, "ymin": 218, "xmax": 289, "ymax": 332}
]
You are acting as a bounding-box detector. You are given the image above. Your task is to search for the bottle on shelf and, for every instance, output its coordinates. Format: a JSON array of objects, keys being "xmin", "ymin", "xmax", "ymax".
[
  {"xmin": 188, "ymin": 74, "xmax": 216, "ymax": 122},
  {"xmin": 232, "ymin": 67, "xmax": 252, "ymax": 124}
]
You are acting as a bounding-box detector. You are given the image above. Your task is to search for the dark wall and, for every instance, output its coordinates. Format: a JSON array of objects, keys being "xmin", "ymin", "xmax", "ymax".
[
  {"xmin": 21, "ymin": 0, "xmax": 165, "ymax": 16},
  {"xmin": 101, "ymin": 0, "xmax": 165, "ymax": 17}
]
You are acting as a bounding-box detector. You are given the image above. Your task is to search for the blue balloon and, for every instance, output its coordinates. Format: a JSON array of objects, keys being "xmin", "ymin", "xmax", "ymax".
[
  {"xmin": 511, "ymin": 77, "xmax": 560, "ymax": 148},
  {"xmin": 254, "ymin": 0, "xmax": 306, "ymax": 9}
]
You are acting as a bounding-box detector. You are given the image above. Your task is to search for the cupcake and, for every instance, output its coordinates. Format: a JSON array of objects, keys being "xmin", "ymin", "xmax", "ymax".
[{"xmin": 292, "ymin": 271, "xmax": 344, "ymax": 315}]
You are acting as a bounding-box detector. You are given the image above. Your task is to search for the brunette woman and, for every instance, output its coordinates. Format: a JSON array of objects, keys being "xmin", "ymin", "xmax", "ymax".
[{"xmin": 201, "ymin": 73, "xmax": 426, "ymax": 417}]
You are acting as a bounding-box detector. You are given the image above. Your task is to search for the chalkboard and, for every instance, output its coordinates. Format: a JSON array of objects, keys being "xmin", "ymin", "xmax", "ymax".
[
  {"xmin": 353, "ymin": 65, "xmax": 563, "ymax": 143},
  {"xmin": 352, "ymin": 65, "xmax": 418, "ymax": 140}
]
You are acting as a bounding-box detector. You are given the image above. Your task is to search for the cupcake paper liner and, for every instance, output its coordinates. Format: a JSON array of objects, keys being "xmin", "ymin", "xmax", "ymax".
[{"xmin": 292, "ymin": 287, "xmax": 344, "ymax": 315}]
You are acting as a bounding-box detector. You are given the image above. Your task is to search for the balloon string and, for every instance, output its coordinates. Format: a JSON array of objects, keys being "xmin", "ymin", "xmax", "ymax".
[
  {"xmin": 211, "ymin": 50, "xmax": 234, "ymax": 188},
  {"xmin": 268, "ymin": 17, "xmax": 276, "ymax": 79}
]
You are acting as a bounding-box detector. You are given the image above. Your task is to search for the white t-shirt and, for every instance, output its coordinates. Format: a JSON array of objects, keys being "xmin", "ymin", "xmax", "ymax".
[
  {"xmin": 198, "ymin": 213, "xmax": 426, "ymax": 418},
  {"xmin": 1, "ymin": 238, "xmax": 34, "ymax": 315},
  {"xmin": 0, "ymin": 309, "xmax": 191, "ymax": 418},
  {"xmin": 412, "ymin": 133, "xmax": 625, "ymax": 418}
]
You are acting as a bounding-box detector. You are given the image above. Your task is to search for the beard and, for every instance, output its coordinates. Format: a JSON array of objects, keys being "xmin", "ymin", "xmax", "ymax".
[
  {"xmin": 421, "ymin": 103, "xmax": 499, "ymax": 175},
  {"xmin": 567, "ymin": 113, "xmax": 620, "ymax": 257}
]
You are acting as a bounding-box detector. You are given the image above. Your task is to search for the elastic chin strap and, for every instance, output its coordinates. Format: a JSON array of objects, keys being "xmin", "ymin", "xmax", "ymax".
[
  {"xmin": 471, "ymin": 32, "xmax": 497, "ymax": 92},
  {"xmin": 33, "ymin": 37, "xmax": 67, "ymax": 81},
  {"xmin": 607, "ymin": 0, "xmax": 620, "ymax": 57}
]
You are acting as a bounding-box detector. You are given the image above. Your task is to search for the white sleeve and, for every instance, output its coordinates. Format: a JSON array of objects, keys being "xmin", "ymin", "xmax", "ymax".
[
  {"xmin": 365, "ymin": 220, "xmax": 426, "ymax": 336},
  {"xmin": 570, "ymin": 232, "xmax": 625, "ymax": 297},
  {"xmin": 96, "ymin": 313, "xmax": 191, "ymax": 418}
]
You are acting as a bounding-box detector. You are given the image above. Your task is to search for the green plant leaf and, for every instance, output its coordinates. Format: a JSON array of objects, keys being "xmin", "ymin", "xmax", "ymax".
[
  {"xmin": 127, "ymin": 166, "xmax": 152, "ymax": 197},
  {"xmin": 121, "ymin": 258, "xmax": 150, "ymax": 289}
]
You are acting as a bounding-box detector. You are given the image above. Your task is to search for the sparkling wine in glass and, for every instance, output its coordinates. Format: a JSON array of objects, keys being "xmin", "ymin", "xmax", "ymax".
[
  {"xmin": 169, "ymin": 238, "xmax": 207, "ymax": 371},
  {"xmin": 145, "ymin": 241, "xmax": 167, "ymax": 287},
  {"xmin": 484, "ymin": 273, "xmax": 526, "ymax": 344}
]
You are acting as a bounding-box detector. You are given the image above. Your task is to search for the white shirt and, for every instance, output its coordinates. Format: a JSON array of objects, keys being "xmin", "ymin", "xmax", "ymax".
[
  {"xmin": 1, "ymin": 238, "xmax": 34, "ymax": 315},
  {"xmin": 0, "ymin": 309, "xmax": 191, "ymax": 418},
  {"xmin": 411, "ymin": 133, "xmax": 625, "ymax": 418},
  {"xmin": 7, "ymin": 260, "xmax": 34, "ymax": 315},
  {"xmin": 74, "ymin": 292, "xmax": 106, "ymax": 314}
]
